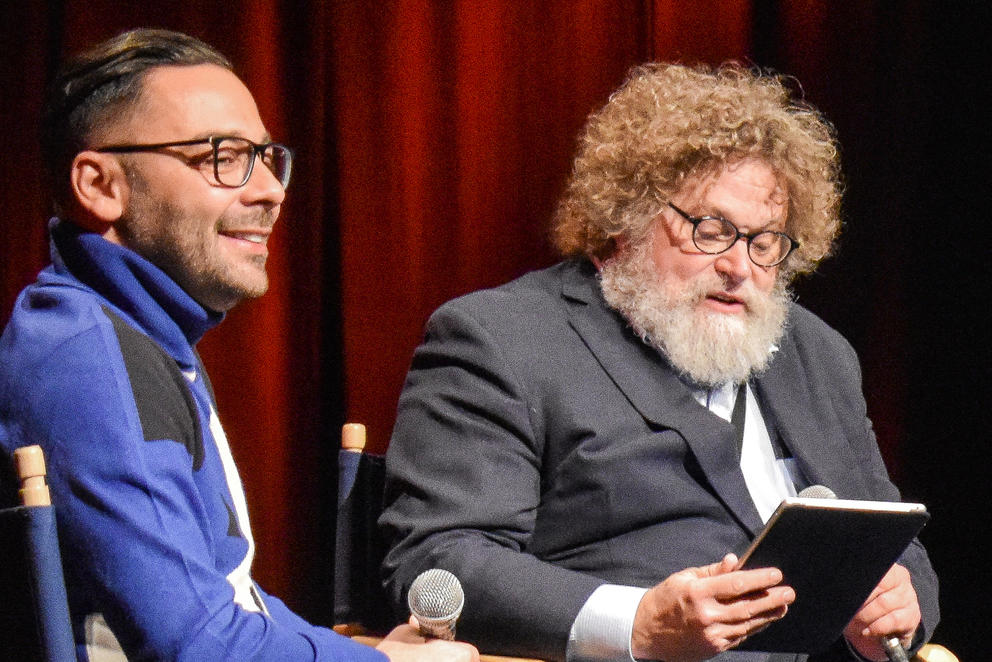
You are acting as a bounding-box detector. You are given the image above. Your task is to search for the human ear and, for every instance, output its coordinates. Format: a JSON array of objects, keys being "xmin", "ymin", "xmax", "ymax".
[{"xmin": 69, "ymin": 151, "xmax": 129, "ymax": 226}]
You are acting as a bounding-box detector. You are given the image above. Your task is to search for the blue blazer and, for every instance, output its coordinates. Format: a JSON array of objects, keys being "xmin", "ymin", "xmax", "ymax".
[{"xmin": 381, "ymin": 259, "xmax": 939, "ymax": 662}]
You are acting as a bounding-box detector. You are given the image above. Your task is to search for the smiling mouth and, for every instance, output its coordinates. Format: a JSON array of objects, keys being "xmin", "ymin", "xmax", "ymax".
[{"xmin": 220, "ymin": 230, "xmax": 269, "ymax": 244}]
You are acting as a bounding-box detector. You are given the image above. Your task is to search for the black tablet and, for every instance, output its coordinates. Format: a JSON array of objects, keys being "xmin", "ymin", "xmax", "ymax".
[{"xmin": 736, "ymin": 497, "xmax": 929, "ymax": 653}]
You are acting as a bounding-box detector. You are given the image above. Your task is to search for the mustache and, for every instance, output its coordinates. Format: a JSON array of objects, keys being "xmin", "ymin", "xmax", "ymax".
[
  {"xmin": 219, "ymin": 208, "xmax": 278, "ymax": 231},
  {"xmin": 685, "ymin": 272, "xmax": 761, "ymax": 308}
]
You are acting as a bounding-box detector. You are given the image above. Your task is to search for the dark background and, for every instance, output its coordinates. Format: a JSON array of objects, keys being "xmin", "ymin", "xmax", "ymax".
[{"xmin": 0, "ymin": 2, "xmax": 985, "ymax": 658}]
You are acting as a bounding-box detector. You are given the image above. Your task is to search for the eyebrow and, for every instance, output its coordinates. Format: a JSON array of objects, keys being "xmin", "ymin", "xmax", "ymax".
[
  {"xmin": 188, "ymin": 132, "xmax": 275, "ymax": 143},
  {"xmin": 704, "ymin": 206, "xmax": 785, "ymax": 232}
]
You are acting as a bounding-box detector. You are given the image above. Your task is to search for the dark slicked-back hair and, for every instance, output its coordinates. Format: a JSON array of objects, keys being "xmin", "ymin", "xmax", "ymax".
[{"xmin": 41, "ymin": 28, "xmax": 232, "ymax": 213}]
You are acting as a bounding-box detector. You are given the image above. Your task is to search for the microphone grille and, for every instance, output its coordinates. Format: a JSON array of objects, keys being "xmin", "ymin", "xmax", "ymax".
[
  {"xmin": 798, "ymin": 484, "xmax": 837, "ymax": 499},
  {"xmin": 407, "ymin": 568, "xmax": 464, "ymax": 621}
]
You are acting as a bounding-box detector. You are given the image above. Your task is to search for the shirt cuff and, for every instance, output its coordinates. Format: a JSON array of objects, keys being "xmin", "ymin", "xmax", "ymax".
[{"xmin": 566, "ymin": 584, "xmax": 648, "ymax": 662}]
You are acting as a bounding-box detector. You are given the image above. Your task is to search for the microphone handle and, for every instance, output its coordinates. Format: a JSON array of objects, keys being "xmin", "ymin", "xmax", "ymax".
[{"xmin": 881, "ymin": 636, "xmax": 910, "ymax": 662}]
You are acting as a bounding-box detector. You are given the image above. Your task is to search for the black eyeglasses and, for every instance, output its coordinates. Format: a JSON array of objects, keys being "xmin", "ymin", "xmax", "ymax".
[
  {"xmin": 95, "ymin": 136, "xmax": 293, "ymax": 189},
  {"xmin": 666, "ymin": 202, "xmax": 799, "ymax": 268}
]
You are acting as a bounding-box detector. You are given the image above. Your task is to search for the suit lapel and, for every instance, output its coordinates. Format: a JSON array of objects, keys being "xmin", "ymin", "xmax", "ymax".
[
  {"xmin": 560, "ymin": 262, "xmax": 765, "ymax": 536},
  {"xmin": 753, "ymin": 322, "xmax": 868, "ymax": 499}
]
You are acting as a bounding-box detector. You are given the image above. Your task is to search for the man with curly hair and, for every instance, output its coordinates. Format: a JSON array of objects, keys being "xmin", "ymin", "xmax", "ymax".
[{"xmin": 380, "ymin": 63, "xmax": 939, "ymax": 662}]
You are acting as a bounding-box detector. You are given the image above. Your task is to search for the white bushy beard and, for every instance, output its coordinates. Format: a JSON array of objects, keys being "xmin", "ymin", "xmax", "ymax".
[{"xmin": 598, "ymin": 239, "xmax": 792, "ymax": 388}]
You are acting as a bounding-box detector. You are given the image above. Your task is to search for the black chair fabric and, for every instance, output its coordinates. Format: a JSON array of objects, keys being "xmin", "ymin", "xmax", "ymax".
[
  {"xmin": 0, "ymin": 503, "xmax": 75, "ymax": 661},
  {"xmin": 334, "ymin": 448, "xmax": 394, "ymax": 633}
]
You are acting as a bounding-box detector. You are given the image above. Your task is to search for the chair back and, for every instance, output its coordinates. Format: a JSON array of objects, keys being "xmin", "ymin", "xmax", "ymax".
[
  {"xmin": 334, "ymin": 424, "xmax": 394, "ymax": 633},
  {"xmin": 0, "ymin": 445, "xmax": 75, "ymax": 661}
]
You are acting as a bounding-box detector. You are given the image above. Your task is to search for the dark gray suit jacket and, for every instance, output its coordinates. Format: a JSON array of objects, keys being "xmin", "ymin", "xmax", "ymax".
[{"xmin": 380, "ymin": 260, "xmax": 938, "ymax": 661}]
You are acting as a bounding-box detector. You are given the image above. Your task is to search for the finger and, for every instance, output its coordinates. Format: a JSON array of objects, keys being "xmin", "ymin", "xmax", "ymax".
[
  {"xmin": 698, "ymin": 553, "xmax": 740, "ymax": 578},
  {"xmin": 861, "ymin": 564, "xmax": 910, "ymax": 608},
  {"xmin": 423, "ymin": 639, "xmax": 481, "ymax": 662},
  {"xmin": 708, "ymin": 567, "xmax": 785, "ymax": 600},
  {"xmin": 707, "ymin": 604, "xmax": 789, "ymax": 649},
  {"xmin": 709, "ymin": 623, "xmax": 752, "ymax": 650},
  {"xmin": 721, "ymin": 586, "xmax": 795, "ymax": 625},
  {"xmin": 381, "ymin": 623, "xmax": 428, "ymax": 645},
  {"xmin": 859, "ymin": 607, "xmax": 919, "ymax": 641},
  {"xmin": 856, "ymin": 582, "xmax": 918, "ymax": 631},
  {"xmin": 853, "ymin": 596, "xmax": 920, "ymax": 642},
  {"xmin": 728, "ymin": 632, "xmax": 749, "ymax": 650},
  {"xmin": 685, "ymin": 584, "xmax": 792, "ymax": 649}
]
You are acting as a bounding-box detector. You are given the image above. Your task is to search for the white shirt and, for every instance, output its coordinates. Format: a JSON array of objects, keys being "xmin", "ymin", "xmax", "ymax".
[{"xmin": 566, "ymin": 383, "xmax": 799, "ymax": 661}]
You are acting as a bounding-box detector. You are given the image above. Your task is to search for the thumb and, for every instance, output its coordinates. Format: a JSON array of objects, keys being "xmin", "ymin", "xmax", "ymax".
[{"xmin": 702, "ymin": 553, "xmax": 739, "ymax": 576}]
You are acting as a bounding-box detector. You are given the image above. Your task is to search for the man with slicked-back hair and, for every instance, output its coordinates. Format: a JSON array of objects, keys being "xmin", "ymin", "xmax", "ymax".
[{"xmin": 0, "ymin": 28, "xmax": 478, "ymax": 662}]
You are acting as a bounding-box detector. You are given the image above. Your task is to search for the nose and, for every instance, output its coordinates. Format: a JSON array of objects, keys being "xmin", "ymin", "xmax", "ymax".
[
  {"xmin": 241, "ymin": 154, "xmax": 286, "ymax": 208},
  {"xmin": 713, "ymin": 237, "xmax": 752, "ymax": 284}
]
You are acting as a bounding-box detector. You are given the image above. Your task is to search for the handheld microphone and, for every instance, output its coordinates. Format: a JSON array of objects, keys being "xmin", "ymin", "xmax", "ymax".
[
  {"xmin": 797, "ymin": 484, "xmax": 836, "ymax": 499},
  {"xmin": 881, "ymin": 636, "xmax": 910, "ymax": 662},
  {"xmin": 407, "ymin": 568, "xmax": 464, "ymax": 641},
  {"xmin": 797, "ymin": 485, "xmax": 909, "ymax": 662}
]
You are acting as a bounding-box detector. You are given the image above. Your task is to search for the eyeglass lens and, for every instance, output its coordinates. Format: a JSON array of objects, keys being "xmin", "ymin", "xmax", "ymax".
[
  {"xmin": 213, "ymin": 137, "xmax": 292, "ymax": 188},
  {"xmin": 693, "ymin": 217, "xmax": 791, "ymax": 267}
]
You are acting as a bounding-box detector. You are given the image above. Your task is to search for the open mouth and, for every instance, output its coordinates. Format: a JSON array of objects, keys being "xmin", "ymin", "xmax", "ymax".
[
  {"xmin": 709, "ymin": 292, "xmax": 742, "ymax": 304},
  {"xmin": 704, "ymin": 291, "xmax": 748, "ymax": 312}
]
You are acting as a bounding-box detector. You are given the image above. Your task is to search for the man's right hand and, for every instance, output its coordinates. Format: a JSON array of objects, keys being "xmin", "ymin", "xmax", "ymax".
[
  {"xmin": 375, "ymin": 622, "xmax": 480, "ymax": 662},
  {"xmin": 631, "ymin": 553, "xmax": 795, "ymax": 662}
]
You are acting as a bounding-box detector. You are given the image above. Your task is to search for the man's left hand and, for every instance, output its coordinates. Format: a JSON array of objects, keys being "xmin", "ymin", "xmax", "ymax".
[{"xmin": 843, "ymin": 563, "xmax": 920, "ymax": 661}]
